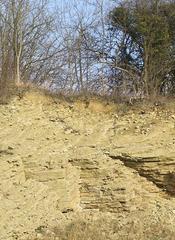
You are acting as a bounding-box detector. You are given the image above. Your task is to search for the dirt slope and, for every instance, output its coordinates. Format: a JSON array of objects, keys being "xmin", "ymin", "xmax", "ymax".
[{"xmin": 0, "ymin": 90, "xmax": 175, "ymax": 240}]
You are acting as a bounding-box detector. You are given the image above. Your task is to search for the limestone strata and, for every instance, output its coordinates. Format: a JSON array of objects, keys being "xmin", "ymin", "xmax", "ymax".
[
  {"xmin": 68, "ymin": 152, "xmax": 162, "ymax": 213},
  {"xmin": 108, "ymin": 153, "xmax": 175, "ymax": 195},
  {"xmin": 0, "ymin": 91, "xmax": 175, "ymax": 239}
]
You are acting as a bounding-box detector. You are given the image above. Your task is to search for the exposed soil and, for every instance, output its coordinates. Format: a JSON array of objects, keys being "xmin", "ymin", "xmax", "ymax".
[{"xmin": 0, "ymin": 90, "xmax": 175, "ymax": 240}]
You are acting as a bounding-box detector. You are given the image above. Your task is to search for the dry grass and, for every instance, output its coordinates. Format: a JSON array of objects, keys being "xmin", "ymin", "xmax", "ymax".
[
  {"xmin": 3, "ymin": 83, "xmax": 174, "ymax": 114},
  {"xmin": 31, "ymin": 218, "xmax": 175, "ymax": 240}
]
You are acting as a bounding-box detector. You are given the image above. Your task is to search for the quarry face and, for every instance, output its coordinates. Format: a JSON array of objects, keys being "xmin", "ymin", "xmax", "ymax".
[{"xmin": 0, "ymin": 91, "xmax": 175, "ymax": 240}]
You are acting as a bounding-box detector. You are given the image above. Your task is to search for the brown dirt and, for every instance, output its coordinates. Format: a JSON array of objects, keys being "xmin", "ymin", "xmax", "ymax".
[{"xmin": 0, "ymin": 90, "xmax": 175, "ymax": 240}]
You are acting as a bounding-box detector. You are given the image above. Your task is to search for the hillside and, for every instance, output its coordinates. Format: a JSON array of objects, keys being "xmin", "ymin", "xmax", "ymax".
[{"xmin": 0, "ymin": 90, "xmax": 175, "ymax": 240}]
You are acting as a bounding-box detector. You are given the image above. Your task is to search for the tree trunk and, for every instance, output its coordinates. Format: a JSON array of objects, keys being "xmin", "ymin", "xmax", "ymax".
[
  {"xmin": 14, "ymin": 54, "xmax": 21, "ymax": 85},
  {"xmin": 143, "ymin": 45, "xmax": 150, "ymax": 96}
]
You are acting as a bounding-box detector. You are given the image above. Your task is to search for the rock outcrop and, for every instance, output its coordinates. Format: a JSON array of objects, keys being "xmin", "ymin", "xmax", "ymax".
[
  {"xmin": 108, "ymin": 153, "xmax": 175, "ymax": 195},
  {"xmin": 0, "ymin": 90, "xmax": 175, "ymax": 239}
]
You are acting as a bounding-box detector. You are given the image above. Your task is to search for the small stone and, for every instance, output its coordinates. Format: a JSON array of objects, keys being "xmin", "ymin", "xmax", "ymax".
[
  {"xmin": 62, "ymin": 208, "xmax": 73, "ymax": 213},
  {"xmin": 36, "ymin": 233, "xmax": 43, "ymax": 239},
  {"xmin": 50, "ymin": 118, "xmax": 56, "ymax": 122},
  {"xmin": 8, "ymin": 146, "xmax": 14, "ymax": 150},
  {"xmin": 140, "ymin": 110, "xmax": 146, "ymax": 115}
]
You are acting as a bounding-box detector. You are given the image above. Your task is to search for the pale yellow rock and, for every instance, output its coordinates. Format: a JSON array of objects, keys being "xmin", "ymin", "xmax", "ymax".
[{"xmin": 0, "ymin": 90, "xmax": 175, "ymax": 239}]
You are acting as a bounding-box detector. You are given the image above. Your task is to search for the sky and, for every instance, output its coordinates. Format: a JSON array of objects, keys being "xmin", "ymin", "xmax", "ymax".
[
  {"xmin": 48, "ymin": 0, "xmax": 116, "ymax": 13},
  {"xmin": 47, "ymin": 0, "xmax": 116, "ymax": 30}
]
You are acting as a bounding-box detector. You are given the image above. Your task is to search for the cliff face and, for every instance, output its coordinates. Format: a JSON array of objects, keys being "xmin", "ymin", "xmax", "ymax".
[
  {"xmin": 0, "ymin": 90, "xmax": 175, "ymax": 240},
  {"xmin": 108, "ymin": 154, "xmax": 175, "ymax": 195}
]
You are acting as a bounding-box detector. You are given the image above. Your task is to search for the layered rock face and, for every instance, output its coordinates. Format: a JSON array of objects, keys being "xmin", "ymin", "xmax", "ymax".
[
  {"xmin": 108, "ymin": 153, "xmax": 175, "ymax": 195},
  {"xmin": 0, "ymin": 90, "xmax": 175, "ymax": 239}
]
